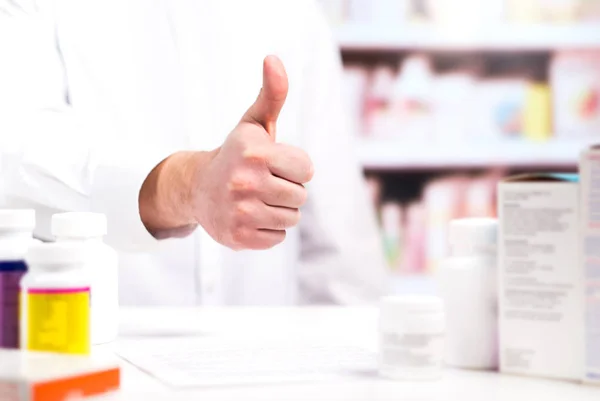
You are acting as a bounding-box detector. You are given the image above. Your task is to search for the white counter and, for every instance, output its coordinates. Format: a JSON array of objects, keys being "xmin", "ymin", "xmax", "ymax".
[{"xmin": 91, "ymin": 307, "xmax": 599, "ymax": 400}]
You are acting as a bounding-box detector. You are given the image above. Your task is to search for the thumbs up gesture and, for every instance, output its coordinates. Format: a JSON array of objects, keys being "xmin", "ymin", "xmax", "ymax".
[{"xmin": 161, "ymin": 55, "xmax": 313, "ymax": 250}]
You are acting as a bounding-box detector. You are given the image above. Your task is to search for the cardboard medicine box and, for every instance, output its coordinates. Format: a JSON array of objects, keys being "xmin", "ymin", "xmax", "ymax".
[
  {"xmin": 498, "ymin": 173, "xmax": 583, "ymax": 381},
  {"xmin": 580, "ymin": 146, "xmax": 600, "ymax": 384},
  {"xmin": 0, "ymin": 349, "xmax": 120, "ymax": 401}
]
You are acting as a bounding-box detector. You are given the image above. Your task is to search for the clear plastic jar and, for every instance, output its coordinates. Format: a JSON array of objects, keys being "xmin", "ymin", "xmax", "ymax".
[{"xmin": 379, "ymin": 295, "xmax": 445, "ymax": 380}]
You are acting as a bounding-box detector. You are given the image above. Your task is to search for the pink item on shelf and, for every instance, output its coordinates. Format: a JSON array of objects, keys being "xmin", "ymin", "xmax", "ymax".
[
  {"xmin": 389, "ymin": 55, "xmax": 434, "ymax": 140},
  {"xmin": 364, "ymin": 176, "xmax": 383, "ymax": 208},
  {"xmin": 551, "ymin": 51, "xmax": 600, "ymax": 138},
  {"xmin": 364, "ymin": 65, "xmax": 396, "ymax": 137},
  {"xmin": 424, "ymin": 176, "xmax": 469, "ymax": 274},
  {"xmin": 464, "ymin": 173, "xmax": 502, "ymax": 218},
  {"xmin": 400, "ymin": 202, "xmax": 427, "ymax": 274}
]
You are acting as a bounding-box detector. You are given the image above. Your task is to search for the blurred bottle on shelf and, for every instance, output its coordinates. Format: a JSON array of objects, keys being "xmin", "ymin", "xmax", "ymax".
[
  {"xmin": 343, "ymin": 66, "xmax": 370, "ymax": 137},
  {"xmin": 390, "ymin": 55, "xmax": 434, "ymax": 140},
  {"xmin": 431, "ymin": 71, "xmax": 478, "ymax": 142},
  {"xmin": 424, "ymin": 176, "xmax": 468, "ymax": 274},
  {"xmin": 365, "ymin": 175, "xmax": 383, "ymax": 208},
  {"xmin": 465, "ymin": 173, "xmax": 501, "ymax": 217},
  {"xmin": 551, "ymin": 51, "xmax": 600, "ymax": 138},
  {"xmin": 506, "ymin": 0, "xmax": 584, "ymax": 23},
  {"xmin": 474, "ymin": 78, "xmax": 527, "ymax": 140},
  {"xmin": 524, "ymin": 82, "xmax": 553, "ymax": 141},
  {"xmin": 365, "ymin": 65, "xmax": 396, "ymax": 137},
  {"xmin": 381, "ymin": 202, "xmax": 404, "ymax": 271},
  {"xmin": 400, "ymin": 202, "xmax": 427, "ymax": 274}
]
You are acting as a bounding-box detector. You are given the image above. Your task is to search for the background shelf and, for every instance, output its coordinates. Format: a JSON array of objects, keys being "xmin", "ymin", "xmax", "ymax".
[
  {"xmin": 357, "ymin": 138, "xmax": 597, "ymax": 170},
  {"xmin": 336, "ymin": 23, "xmax": 600, "ymax": 51}
]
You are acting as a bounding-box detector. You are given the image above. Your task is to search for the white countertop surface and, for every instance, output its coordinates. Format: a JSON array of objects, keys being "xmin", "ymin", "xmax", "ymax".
[{"xmin": 90, "ymin": 307, "xmax": 600, "ymax": 401}]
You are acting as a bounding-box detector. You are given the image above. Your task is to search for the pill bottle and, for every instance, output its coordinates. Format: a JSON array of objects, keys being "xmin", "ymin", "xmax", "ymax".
[
  {"xmin": 439, "ymin": 217, "xmax": 498, "ymax": 370},
  {"xmin": 379, "ymin": 295, "xmax": 445, "ymax": 380},
  {"xmin": 52, "ymin": 212, "xmax": 118, "ymax": 345},
  {"xmin": 21, "ymin": 242, "xmax": 91, "ymax": 355},
  {"xmin": 0, "ymin": 209, "xmax": 36, "ymax": 349}
]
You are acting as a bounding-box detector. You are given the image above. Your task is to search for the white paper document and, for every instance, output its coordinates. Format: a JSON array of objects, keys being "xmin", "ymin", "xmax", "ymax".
[{"xmin": 114, "ymin": 337, "xmax": 377, "ymax": 388}]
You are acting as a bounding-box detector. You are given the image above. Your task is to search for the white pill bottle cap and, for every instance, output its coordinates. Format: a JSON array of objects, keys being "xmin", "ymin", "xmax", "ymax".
[
  {"xmin": 26, "ymin": 242, "xmax": 89, "ymax": 270},
  {"xmin": 52, "ymin": 212, "xmax": 107, "ymax": 238},
  {"xmin": 380, "ymin": 295, "xmax": 445, "ymax": 332},
  {"xmin": 448, "ymin": 218, "xmax": 497, "ymax": 257}
]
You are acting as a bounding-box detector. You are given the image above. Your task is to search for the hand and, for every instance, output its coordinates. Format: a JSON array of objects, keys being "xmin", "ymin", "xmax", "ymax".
[{"xmin": 140, "ymin": 55, "xmax": 314, "ymax": 250}]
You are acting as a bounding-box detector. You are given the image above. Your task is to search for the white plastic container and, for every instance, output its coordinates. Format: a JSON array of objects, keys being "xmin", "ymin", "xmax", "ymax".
[
  {"xmin": 21, "ymin": 242, "xmax": 91, "ymax": 355},
  {"xmin": 0, "ymin": 209, "xmax": 36, "ymax": 349},
  {"xmin": 379, "ymin": 295, "xmax": 445, "ymax": 380},
  {"xmin": 51, "ymin": 212, "xmax": 119, "ymax": 345},
  {"xmin": 440, "ymin": 218, "xmax": 498, "ymax": 370}
]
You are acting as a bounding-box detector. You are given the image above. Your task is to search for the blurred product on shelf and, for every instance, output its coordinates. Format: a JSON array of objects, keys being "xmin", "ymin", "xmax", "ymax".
[
  {"xmin": 381, "ymin": 202, "xmax": 403, "ymax": 270},
  {"xmin": 400, "ymin": 202, "xmax": 426, "ymax": 274},
  {"xmin": 365, "ymin": 175, "xmax": 383, "ymax": 207},
  {"xmin": 551, "ymin": 51, "xmax": 600, "ymax": 138},
  {"xmin": 342, "ymin": 65, "xmax": 370, "ymax": 137},
  {"xmin": 424, "ymin": 176, "xmax": 469, "ymax": 274},
  {"xmin": 524, "ymin": 83, "xmax": 553, "ymax": 141},
  {"xmin": 474, "ymin": 78, "xmax": 527, "ymax": 140},
  {"xmin": 364, "ymin": 65, "xmax": 396, "ymax": 137},
  {"xmin": 506, "ymin": 0, "xmax": 600, "ymax": 23},
  {"xmin": 390, "ymin": 55, "xmax": 434, "ymax": 140}
]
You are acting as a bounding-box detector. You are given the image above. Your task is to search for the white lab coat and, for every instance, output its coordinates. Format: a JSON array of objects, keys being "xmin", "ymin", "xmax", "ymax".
[{"xmin": 0, "ymin": 0, "xmax": 389, "ymax": 306}]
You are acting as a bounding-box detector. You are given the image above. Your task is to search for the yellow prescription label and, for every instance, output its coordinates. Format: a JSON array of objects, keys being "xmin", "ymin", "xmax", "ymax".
[{"xmin": 26, "ymin": 287, "xmax": 90, "ymax": 355}]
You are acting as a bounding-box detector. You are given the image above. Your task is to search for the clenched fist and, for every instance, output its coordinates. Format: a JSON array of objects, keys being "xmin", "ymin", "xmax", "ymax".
[{"xmin": 139, "ymin": 56, "xmax": 314, "ymax": 250}]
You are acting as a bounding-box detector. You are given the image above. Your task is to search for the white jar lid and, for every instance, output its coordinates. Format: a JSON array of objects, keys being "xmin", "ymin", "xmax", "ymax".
[
  {"xmin": 51, "ymin": 212, "xmax": 107, "ymax": 238},
  {"xmin": 448, "ymin": 218, "xmax": 497, "ymax": 248},
  {"xmin": 0, "ymin": 209, "xmax": 35, "ymax": 230},
  {"xmin": 380, "ymin": 295, "xmax": 444, "ymax": 316},
  {"xmin": 26, "ymin": 242, "xmax": 88, "ymax": 266}
]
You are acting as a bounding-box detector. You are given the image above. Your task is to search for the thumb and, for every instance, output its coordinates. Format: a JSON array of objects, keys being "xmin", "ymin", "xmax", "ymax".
[{"xmin": 242, "ymin": 55, "xmax": 288, "ymax": 139}]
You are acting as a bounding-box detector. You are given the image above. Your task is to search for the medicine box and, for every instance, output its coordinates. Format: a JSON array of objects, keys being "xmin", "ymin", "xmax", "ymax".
[
  {"xmin": 0, "ymin": 349, "xmax": 120, "ymax": 401},
  {"xmin": 580, "ymin": 146, "xmax": 600, "ymax": 385},
  {"xmin": 498, "ymin": 173, "xmax": 583, "ymax": 381}
]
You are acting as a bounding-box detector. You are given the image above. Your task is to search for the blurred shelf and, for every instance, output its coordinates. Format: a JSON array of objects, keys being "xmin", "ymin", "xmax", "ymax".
[
  {"xmin": 335, "ymin": 23, "xmax": 600, "ymax": 51},
  {"xmin": 358, "ymin": 137, "xmax": 599, "ymax": 170}
]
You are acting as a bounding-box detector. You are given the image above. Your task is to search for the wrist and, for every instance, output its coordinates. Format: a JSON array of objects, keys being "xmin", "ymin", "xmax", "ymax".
[{"xmin": 139, "ymin": 150, "xmax": 212, "ymax": 237}]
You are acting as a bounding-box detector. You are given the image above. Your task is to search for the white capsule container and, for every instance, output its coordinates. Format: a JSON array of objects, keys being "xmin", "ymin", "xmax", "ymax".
[
  {"xmin": 0, "ymin": 209, "xmax": 36, "ymax": 349},
  {"xmin": 379, "ymin": 295, "xmax": 445, "ymax": 381},
  {"xmin": 440, "ymin": 217, "xmax": 498, "ymax": 370},
  {"xmin": 52, "ymin": 212, "xmax": 119, "ymax": 345}
]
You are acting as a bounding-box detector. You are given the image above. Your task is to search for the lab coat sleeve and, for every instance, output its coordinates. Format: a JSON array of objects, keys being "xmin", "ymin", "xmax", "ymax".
[
  {"xmin": 297, "ymin": 2, "xmax": 391, "ymax": 305},
  {"xmin": 0, "ymin": 1, "xmax": 170, "ymax": 251}
]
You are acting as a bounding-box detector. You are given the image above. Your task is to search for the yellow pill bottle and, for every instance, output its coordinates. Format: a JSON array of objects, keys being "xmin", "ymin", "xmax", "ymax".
[{"xmin": 20, "ymin": 242, "xmax": 91, "ymax": 355}]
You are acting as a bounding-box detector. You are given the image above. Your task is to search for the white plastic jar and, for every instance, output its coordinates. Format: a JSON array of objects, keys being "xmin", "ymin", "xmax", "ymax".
[
  {"xmin": 52, "ymin": 212, "xmax": 119, "ymax": 345},
  {"xmin": 0, "ymin": 209, "xmax": 36, "ymax": 349},
  {"xmin": 379, "ymin": 295, "xmax": 445, "ymax": 380},
  {"xmin": 21, "ymin": 242, "xmax": 91, "ymax": 355},
  {"xmin": 439, "ymin": 217, "xmax": 498, "ymax": 370}
]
